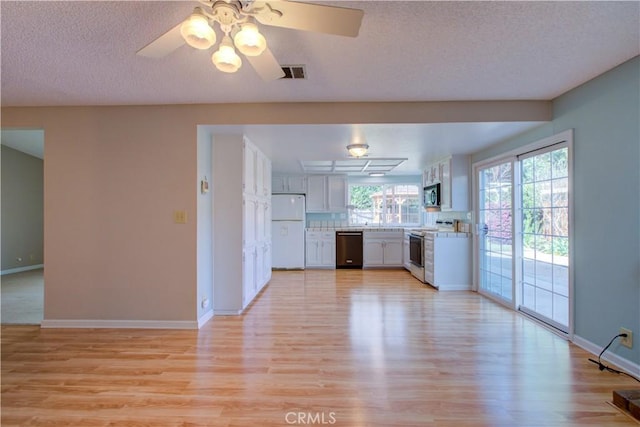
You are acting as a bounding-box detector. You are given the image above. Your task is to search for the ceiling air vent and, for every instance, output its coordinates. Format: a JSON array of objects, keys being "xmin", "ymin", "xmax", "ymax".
[{"xmin": 281, "ymin": 65, "xmax": 306, "ymax": 79}]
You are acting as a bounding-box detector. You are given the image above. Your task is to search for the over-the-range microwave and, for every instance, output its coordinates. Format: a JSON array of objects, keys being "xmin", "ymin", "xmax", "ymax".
[{"xmin": 423, "ymin": 183, "xmax": 441, "ymax": 208}]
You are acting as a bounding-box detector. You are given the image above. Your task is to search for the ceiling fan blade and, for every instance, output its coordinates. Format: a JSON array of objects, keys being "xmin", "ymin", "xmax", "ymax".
[
  {"xmin": 254, "ymin": 1, "xmax": 364, "ymax": 37},
  {"xmin": 137, "ymin": 22, "xmax": 185, "ymax": 58},
  {"xmin": 246, "ymin": 47, "xmax": 286, "ymax": 81}
]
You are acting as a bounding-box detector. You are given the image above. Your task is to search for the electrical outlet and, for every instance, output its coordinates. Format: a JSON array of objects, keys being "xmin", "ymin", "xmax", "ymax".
[{"xmin": 620, "ymin": 328, "xmax": 633, "ymax": 348}]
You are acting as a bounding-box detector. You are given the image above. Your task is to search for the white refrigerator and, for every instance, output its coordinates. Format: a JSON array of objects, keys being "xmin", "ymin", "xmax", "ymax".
[{"xmin": 271, "ymin": 194, "xmax": 306, "ymax": 269}]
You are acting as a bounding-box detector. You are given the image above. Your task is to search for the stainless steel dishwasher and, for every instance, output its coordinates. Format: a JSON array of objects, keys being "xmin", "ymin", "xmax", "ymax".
[{"xmin": 335, "ymin": 231, "xmax": 363, "ymax": 269}]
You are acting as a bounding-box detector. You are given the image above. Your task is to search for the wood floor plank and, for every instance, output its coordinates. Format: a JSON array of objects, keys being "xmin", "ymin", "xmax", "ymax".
[{"xmin": 2, "ymin": 270, "xmax": 638, "ymax": 426}]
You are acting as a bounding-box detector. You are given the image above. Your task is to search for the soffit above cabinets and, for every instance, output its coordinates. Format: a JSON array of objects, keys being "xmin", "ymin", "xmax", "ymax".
[{"xmin": 299, "ymin": 158, "xmax": 407, "ymax": 175}]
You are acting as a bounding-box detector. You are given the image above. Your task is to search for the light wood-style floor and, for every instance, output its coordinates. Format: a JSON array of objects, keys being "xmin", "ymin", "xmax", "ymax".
[{"xmin": 2, "ymin": 270, "xmax": 637, "ymax": 426}]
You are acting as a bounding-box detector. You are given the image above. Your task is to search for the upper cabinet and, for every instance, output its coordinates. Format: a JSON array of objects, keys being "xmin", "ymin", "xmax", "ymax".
[
  {"xmin": 306, "ymin": 175, "xmax": 347, "ymax": 213},
  {"xmin": 244, "ymin": 139, "xmax": 273, "ymax": 198},
  {"xmin": 423, "ymin": 163, "xmax": 441, "ymax": 186},
  {"xmin": 243, "ymin": 140, "xmax": 258, "ymax": 196},
  {"xmin": 423, "ymin": 155, "xmax": 469, "ymax": 212},
  {"xmin": 256, "ymin": 151, "xmax": 271, "ymax": 197},
  {"xmin": 272, "ymin": 175, "xmax": 307, "ymax": 194}
]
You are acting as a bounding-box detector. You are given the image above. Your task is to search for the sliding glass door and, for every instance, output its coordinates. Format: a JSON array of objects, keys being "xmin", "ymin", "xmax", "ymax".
[
  {"xmin": 474, "ymin": 131, "xmax": 572, "ymax": 334},
  {"xmin": 477, "ymin": 160, "xmax": 515, "ymax": 305}
]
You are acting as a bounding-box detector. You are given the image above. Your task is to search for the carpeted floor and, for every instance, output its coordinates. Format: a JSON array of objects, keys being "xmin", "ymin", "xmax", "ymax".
[{"xmin": 1, "ymin": 269, "xmax": 44, "ymax": 324}]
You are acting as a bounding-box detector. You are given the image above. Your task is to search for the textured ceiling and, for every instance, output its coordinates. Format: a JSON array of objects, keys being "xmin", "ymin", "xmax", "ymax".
[
  {"xmin": 1, "ymin": 1, "xmax": 638, "ymax": 106},
  {"xmin": 1, "ymin": 1, "xmax": 638, "ymax": 175}
]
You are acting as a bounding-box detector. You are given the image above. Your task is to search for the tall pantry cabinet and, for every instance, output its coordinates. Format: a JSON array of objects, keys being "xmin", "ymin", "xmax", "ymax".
[{"xmin": 212, "ymin": 135, "xmax": 272, "ymax": 314}]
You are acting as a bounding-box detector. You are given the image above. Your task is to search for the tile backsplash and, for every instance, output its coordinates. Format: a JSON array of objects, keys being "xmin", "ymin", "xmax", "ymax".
[
  {"xmin": 306, "ymin": 212, "xmax": 349, "ymax": 227},
  {"xmin": 306, "ymin": 211, "xmax": 471, "ymax": 228},
  {"xmin": 424, "ymin": 211, "xmax": 471, "ymax": 227}
]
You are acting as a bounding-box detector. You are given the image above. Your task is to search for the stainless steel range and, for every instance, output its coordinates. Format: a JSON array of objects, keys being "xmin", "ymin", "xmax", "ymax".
[{"xmin": 408, "ymin": 228, "xmax": 434, "ymax": 281}]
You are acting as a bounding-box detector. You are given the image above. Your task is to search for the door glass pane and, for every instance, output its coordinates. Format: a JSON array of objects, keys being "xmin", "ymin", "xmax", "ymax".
[
  {"xmin": 478, "ymin": 161, "xmax": 513, "ymax": 303},
  {"xmin": 519, "ymin": 147, "xmax": 569, "ymax": 332}
]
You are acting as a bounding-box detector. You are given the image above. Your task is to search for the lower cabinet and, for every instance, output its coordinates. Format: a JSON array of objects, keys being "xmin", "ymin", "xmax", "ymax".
[
  {"xmin": 403, "ymin": 232, "xmax": 411, "ymax": 270},
  {"xmin": 423, "ymin": 234, "xmax": 435, "ymax": 285},
  {"xmin": 242, "ymin": 246, "xmax": 257, "ymax": 307},
  {"xmin": 363, "ymin": 231, "xmax": 403, "ymax": 268},
  {"xmin": 243, "ymin": 243, "xmax": 272, "ymax": 308},
  {"xmin": 306, "ymin": 231, "xmax": 335, "ymax": 268},
  {"xmin": 423, "ymin": 234, "xmax": 471, "ymax": 291}
]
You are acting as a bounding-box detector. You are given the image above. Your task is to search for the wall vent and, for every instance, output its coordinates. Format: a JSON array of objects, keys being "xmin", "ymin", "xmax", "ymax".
[{"xmin": 281, "ymin": 65, "xmax": 306, "ymax": 79}]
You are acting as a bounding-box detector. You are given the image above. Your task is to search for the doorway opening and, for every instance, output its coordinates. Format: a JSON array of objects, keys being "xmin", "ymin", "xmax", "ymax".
[{"xmin": 1, "ymin": 129, "xmax": 45, "ymax": 325}]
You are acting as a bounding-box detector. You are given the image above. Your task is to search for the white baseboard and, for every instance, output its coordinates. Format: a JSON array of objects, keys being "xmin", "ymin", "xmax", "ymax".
[
  {"xmin": 198, "ymin": 310, "xmax": 214, "ymax": 328},
  {"xmin": 213, "ymin": 309, "xmax": 242, "ymax": 315},
  {"xmin": 572, "ymin": 334, "xmax": 640, "ymax": 377},
  {"xmin": 437, "ymin": 285, "xmax": 473, "ymax": 291},
  {"xmin": 1, "ymin": 264, "xmax": 44, "ymax": 275},
  {"xmin": 41, "ymin": 319, "xmax": 198, "ymax": 330}
]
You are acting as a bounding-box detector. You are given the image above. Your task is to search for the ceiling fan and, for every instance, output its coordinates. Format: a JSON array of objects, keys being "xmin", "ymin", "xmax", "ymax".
[{"xmin": 137, "ymin": 0, "xmax": 364, "ymax": 81}]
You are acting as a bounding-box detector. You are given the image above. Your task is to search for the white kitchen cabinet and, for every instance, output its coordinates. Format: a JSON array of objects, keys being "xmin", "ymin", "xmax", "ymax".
[
  {"xmin": 264, "ymin": 202, "xmax": 271, "ymax": 240},
  {"xmin": 242, "ymin": 246, "xmax": 257, "ymax": 307},
  {"xmin": 306, "ymin": 175, "xmax": 347, "ymax": 213},
  {"xmin": 272, "ymin": 175, "xmax": 306, "ymax": 194},
  {"xmin": 363, "ymin": 231, "xmax": 404, "ymax": 268},
  {"xmin": 306, "ymin": 175, "xmax": 326, "ymax": 212},
  {"xmin": 328, "ymin": 175, "xmax": 347, "ymax": 211},
  {"xmin": 363, "ymin": 240, "xmax": 384, "ymax": 265},
  {"xmin": 256, "ymin": 200, "xmax": 266, "ymax": 246},
  {"xmin": 213, "ymin": 135, "xmax": 272, "ymax": 315},
  {"xmin": 257, "ymin": 151, "xmax": 271, "ymax": 197},
  {"xmin": 261, "ymin": 243, "xmax": 272, "ymax": 285},
  {"xmin": 306, "ymin": 231, "xmax": 335, "ymax": 268},
  {"xmin": 423, "ymin": 155, "xmax": 469, "ymax": 211},
  {"xmin": 423, "ymin": 234, "xmax": 435, "ymax": 285},
  {"xmin": 423, "ymin": 163, "xmax": 441, "ymax": 186},
  {"xmin": 423, "ymin": 233, "xmax": 471, "ymax": 290},
  {"xmin": 243, "ymin": 140, "xmax": 258, "ymax": 196},
  {"xmin": 243, "ymin": 196, "xmax": 257, "ymax": 247},
  {"xmin": 403, "ymin": 232, "xmax": 411, "ymax": 270}
]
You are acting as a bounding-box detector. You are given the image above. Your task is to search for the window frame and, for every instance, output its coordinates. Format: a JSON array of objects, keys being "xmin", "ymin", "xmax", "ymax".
[{"xmin": 347, "ymin": 182, "xmax": 422, "ymax": 227}]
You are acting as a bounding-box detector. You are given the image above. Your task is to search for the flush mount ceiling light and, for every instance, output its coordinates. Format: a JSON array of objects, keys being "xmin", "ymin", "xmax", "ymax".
[
  {"xmin": 369, "ymin": 172, "xmax": 385, "ymax": 177},
  {"xmin": 137, "ymin": 1, "xmax": 364, "ymax": 81},
  {"xmin": 347, "ymin": 143, "xmax": 369, "ymax": 158}
]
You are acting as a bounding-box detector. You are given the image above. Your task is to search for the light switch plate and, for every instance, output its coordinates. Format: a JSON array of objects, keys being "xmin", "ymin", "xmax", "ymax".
[{"xmin": 174, "ymin": 210, "xmax": 187, "ymax": 224}]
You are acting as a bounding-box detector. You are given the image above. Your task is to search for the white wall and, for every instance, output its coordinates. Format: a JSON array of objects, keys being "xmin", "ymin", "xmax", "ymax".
[
  {"xmin": 197, "ymin": 127, "xmax": 214, "ymax": 325},
  {"xmin": 212, "ymin": 134, "xmax": 244, "ymax": 313}
]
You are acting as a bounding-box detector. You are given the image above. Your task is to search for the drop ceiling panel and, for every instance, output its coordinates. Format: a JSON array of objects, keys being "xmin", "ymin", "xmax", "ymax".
[{"xmin": 300, "ymin": 157, "xmax": 407, "ymax": 175}]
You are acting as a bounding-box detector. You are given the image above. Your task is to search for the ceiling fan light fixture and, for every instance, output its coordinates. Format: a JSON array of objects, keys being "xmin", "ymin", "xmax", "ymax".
[
  {"xmin": 181, "ymin": 10, "xmax": 216, "ymax": 50},
  {"xmin": 347, "ymin": 143, "xmax": 369, "ymax": 157},
  {"xmin": 212, "ymin": 36, "xmax": 242, "ymax": 73},
  {"xmin": 234, "ymin": 23, "xmax": 267, "ymax": 57}
]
